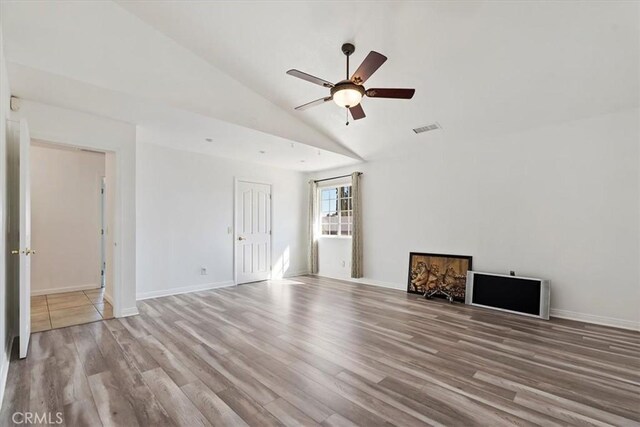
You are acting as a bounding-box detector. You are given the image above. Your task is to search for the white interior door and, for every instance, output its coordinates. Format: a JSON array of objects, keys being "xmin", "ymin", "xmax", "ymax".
[
  {"xmin": 235, "ymin": 181, "xmax": 271, "ymax": 284},
  {"xmin": 9, "ymin": 119, "xmax": 31, "ymax": 358},
  {"xmin": 18, "ymin": 119, "xmax": 31, "ymax": 358}
]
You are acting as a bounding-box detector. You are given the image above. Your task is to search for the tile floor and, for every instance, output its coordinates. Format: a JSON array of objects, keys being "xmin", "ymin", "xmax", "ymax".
[{"xmin": 31, "ymin": 288, "xmax": 113, "ymax": 332}]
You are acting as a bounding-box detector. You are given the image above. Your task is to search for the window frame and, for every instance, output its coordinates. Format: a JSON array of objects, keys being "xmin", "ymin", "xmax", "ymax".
[{"xmin": 318, "ymin": 184, "xmax": 353, "ymax": 238}]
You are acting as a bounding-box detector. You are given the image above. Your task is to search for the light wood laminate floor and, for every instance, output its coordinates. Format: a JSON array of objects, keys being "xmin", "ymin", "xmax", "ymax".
[
  {"xmin": 2, "ymin": 276, "xmax": 638, "ymax": 426},
  {"xmin": 31, "ymin": 289, "xmax": 114, "ymax": 332}
]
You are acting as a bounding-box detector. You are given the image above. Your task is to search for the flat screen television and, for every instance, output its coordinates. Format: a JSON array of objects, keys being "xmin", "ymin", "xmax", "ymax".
[{"xmin": 465, "ymin": 271, "xmax": 550, "ymax": 320}]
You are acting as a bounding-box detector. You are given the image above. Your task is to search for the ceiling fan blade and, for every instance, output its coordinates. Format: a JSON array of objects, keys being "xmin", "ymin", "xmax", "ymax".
[
  {"xmin": 349, "ymin": 104, "xmax": 366, "ymax": 120},
  {"xmin": 294, "ymin": 97, "xmax": 332, "ymax": 111},
  {"xmin": 350, "ymin": 51, "xmax": 387, "ymax": 84},
  {"xmin": 286, "ymin": 69, "xmax": 334, "ymax": 88},
  {"xmin": 366, "ymin": 88, "xmax": 415, "ymax": 99}
]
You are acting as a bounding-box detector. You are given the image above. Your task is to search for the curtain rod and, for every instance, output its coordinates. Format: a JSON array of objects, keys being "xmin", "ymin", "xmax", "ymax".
[{"xmin": 312, "ymin": 172, "xmax": 362, "ymax": 184}]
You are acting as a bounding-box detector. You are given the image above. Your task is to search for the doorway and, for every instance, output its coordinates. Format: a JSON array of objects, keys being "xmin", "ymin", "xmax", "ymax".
[
  {"xmin": 6, "ymin": 119, "xmax": 31, "ymax": 358},
  {"xmin": 28, "ymin": 140, "xmax": 114, "ymax": 332},
  {"xmin": 234, "ymin": 180, "xmax": 272, "ymax": 284}
]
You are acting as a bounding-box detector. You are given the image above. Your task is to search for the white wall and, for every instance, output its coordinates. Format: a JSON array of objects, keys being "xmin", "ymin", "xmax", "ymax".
[
  {"xmin": 12, "ymin": 100, "xmax": 137, "ymax": 317},
  {"xmin": 310, "ymin": 109, "xmax": 640, "ymax": 330},
  {"xmin": 136, "ymin": 142, "xmax": 308, "ymax": 299},
  {"xmin": 30, "ymin": 144, "xmax": 105, "ymax": 294},
  {"xmin": 0, "ymin": 23, "xmax": 12, "ymax": 407}
]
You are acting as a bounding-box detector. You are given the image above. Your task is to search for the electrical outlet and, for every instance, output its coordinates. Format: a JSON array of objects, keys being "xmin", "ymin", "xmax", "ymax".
[
  {"xmin": 227, "ymin": 226, "xmax": 232, "ymax": 234},
  {"xmin": 341, "ymin": 260, "xmax": 346, "ymax": 268},
  {"xmin": 201, "ymin": 267, "xmax": 208, "ymax": 275}
]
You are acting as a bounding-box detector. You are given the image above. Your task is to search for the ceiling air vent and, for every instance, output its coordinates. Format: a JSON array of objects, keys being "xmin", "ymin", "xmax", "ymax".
[{"xmin": 413, "ymin": 123, "xmax": 441, "ymax": 134}]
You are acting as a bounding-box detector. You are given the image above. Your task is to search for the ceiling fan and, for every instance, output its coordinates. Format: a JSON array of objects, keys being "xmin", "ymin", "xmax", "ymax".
[{"xmin": 287, "ymin": 43, "xmax": 415, "ymax": 125}]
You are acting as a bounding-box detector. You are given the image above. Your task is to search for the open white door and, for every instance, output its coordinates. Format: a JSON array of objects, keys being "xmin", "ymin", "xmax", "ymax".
[
  {"xmin": 10, "ymin": 119, "xmax": 32, "ymax": 358},
  {"xmin": 235, "ymin": 180, "xmax": 271, "ymax": 284},
  {"xmin": 19, "ymin": 119, "xmax": 31, "ymax": 358}
]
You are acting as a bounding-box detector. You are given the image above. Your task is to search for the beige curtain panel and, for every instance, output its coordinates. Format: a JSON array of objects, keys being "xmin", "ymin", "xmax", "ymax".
[
  {"xmin": 351, "ymin": 172, "xmax": 363, "ymax": 278},
  {"xmin": 309, "ymin": 180, "xmax": 319, "ymax": 274}
]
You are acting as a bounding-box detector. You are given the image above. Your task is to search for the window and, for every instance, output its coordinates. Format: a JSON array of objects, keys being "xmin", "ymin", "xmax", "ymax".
[{"xmin": 320, "ymin": 185, "xmax": 352, "ymax": 236}]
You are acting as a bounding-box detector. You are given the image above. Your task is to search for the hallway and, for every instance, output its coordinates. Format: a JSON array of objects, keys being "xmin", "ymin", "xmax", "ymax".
[{"xmin": 31, "ymin": 288, "xmax": 113, "ymax": 332}]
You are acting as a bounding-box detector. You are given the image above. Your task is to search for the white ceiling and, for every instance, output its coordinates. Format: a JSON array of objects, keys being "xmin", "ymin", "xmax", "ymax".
[
  {"xmin": 6, "ymin": 62, "xmax": 357, "ymax": 171},
  {"xmin": 0, "ymin": 0, "xmax": 359, "ymax": 171},
  {"xmin": 2, "ymin": 1, "xmax": 638, "ymax": 167}
]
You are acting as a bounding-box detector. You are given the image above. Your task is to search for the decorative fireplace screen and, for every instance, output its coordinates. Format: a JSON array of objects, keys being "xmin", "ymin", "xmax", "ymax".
[{"xmin": 407, "ymin": 252, "xmax": 472, "ymax": 301}]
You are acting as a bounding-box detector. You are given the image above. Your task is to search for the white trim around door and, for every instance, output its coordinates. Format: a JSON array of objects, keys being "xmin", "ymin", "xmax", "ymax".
[
  {"xmin": 233, "ymin": 178, "xmax": 273, "ymax": 285},
  {"xmin": 20, "ymin": 137, "xmax": 128, "ymax": 318}
]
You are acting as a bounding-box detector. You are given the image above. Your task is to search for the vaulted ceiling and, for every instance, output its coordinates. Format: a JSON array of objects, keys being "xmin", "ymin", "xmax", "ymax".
[{"xmin": 2, "ymin": 1, "xmax": 638, "ymax": 168}]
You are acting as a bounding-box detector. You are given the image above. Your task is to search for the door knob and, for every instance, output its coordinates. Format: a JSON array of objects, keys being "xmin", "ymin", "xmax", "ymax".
[
  {"xmin": 12, "ymin": 248, "xmax": 36, "ymax": 255},
  {"xmin": 238, "ymin": 236, "xmax": 246, "ymax": 241}
]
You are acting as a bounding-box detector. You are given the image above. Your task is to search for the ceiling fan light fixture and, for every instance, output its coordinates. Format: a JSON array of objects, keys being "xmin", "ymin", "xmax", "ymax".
[
  {"xmin": 331, "ymin": 82, "xmax": 364, "ymax": 108},
  {"xmin": 287, "ymin": 44, "xmax": 414, "ymax": 123}
]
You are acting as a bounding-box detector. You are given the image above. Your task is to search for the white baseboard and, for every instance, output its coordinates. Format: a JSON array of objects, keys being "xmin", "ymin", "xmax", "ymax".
[
  {"xmin": 0, "ymin": 336, "xmax": 15, "ymax": 410},
  {"xmin": 316, "ymin": 274, "xmax": 405, "ymax": 291},
  {"xmin": 31, "ymin": 283, "xmax": 100, "ymax": 296},
  {"xmin": 136, "ymin": 274, "xmax": 307, "ymax": 304},
  {"xmin": 119, "ymin": 306, "xmax": 139, "ymax": 318},
  {"xmin": 136, "ymin": 280, "xmax": 236, "ymax": 301},
  {"xmin": 103, "ymin": 292, "xmax": 113, "ymax": 306},
  {"xmin": 316, "ymin": 275, "xmax": 639, "ymax": 331},
  {"xmin": 282, "ymin": 270, "xmax": 311, "ymax": 279},
  {"xmin": 550, "ymin": 308, "xmax": 640, "ymax": 331}
]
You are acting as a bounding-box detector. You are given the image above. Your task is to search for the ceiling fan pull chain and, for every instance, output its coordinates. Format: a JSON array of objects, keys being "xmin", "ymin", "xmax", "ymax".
[{"xmin": 346, "ymin": 108, "xmax": 349, "ymax": 126}]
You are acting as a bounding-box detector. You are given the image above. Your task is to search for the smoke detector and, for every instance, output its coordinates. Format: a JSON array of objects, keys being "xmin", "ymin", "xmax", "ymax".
[{"xmin": 413, "ymin": 122, "xmax": 441, "ymax": 134}]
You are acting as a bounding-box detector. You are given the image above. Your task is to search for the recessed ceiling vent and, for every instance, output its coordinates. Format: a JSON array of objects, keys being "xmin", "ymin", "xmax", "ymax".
[{"xmin": 413, "ymin": 123, "xmax": 441, "ymax": 134}]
